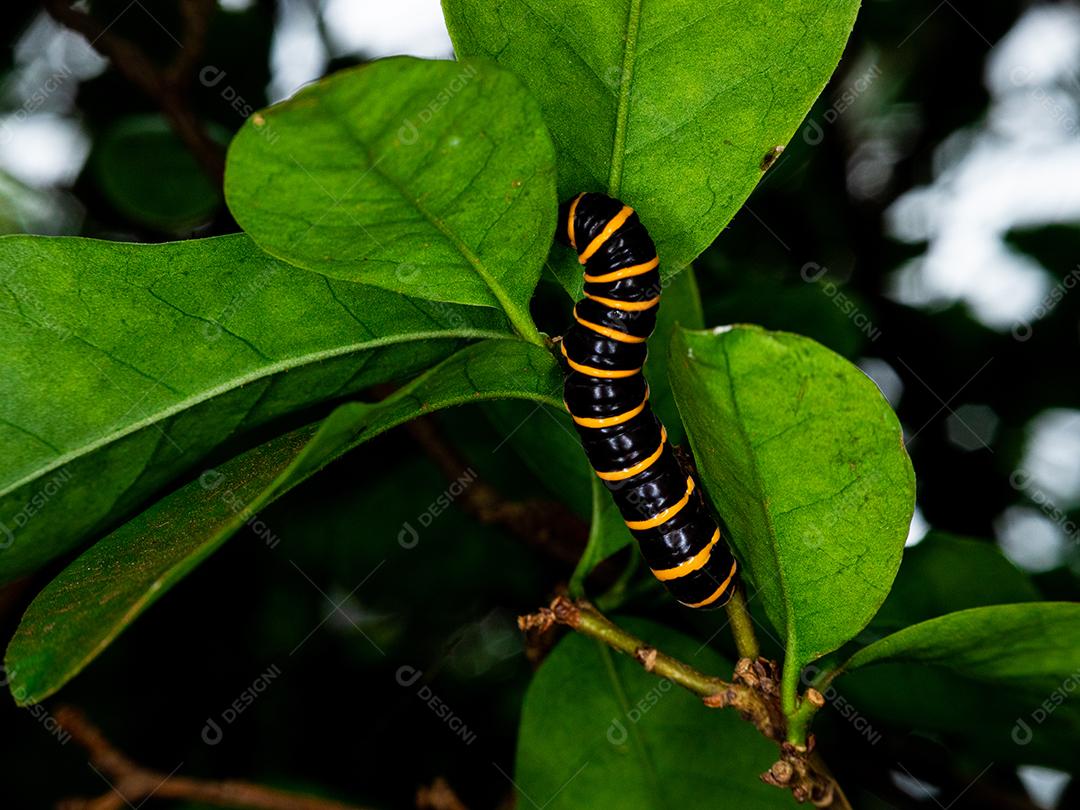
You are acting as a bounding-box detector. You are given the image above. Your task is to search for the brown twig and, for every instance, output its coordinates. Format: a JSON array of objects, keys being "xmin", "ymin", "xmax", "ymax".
[
  {"xmin": 53, "ymin": 706, "xmax": 368, "ymax": 810},
  {"xmin": 404, "ymin": 416, "xmax": 590, "ymax": 565},
  {"xmin": 415, "ymin": 777, "xmax": 470, "ymax": 810},
  {"xmin": 518, "ymin": 597, "xmax": 849, "ymax": 808},
  {"xmin": 43, "ymin": 0, "xmax": 224, "ymax": 182}
]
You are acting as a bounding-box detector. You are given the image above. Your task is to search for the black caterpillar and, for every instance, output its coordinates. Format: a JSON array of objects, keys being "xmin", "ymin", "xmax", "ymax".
[{"xmin": 557, "ymin": 192, "xmax": 738, "ymax": 609}]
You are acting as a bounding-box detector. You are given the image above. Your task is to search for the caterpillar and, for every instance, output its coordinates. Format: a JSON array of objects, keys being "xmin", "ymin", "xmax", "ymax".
[{"xmin": 556, "ymin": 192, "xmax": 738, "ymax": 609}]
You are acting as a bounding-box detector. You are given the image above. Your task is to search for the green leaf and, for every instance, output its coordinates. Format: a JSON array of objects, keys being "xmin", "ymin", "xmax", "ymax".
[
  {"xmin": 841, "ymin": 603, "xmax": 1080, "ymax": 684},
  {"xmin": 0, "ymin": 233, "xmax": 509, "ymax": 582},
  {"xmin": 838, "ymin": 662, "xmax": 1080, "ymax": 771},
  {"xmin": 481, "ymin": 399, "xmax": 592, "ymax": 516},
  {"xmin": 869, "ymin": 533, "xmax": 1040, "ymax": 633},
  {"xmin": 224, "ymin": 56, "xmax": 556, "ymax": 342},
  {"xmin": 814, "ymin": 536, "xmax": 1073, "ymax": 768},
  {"xmin": 4, "ymin": 340, "xmax": 561, "ymax": 704},
  {"xmin": 570, "ymin": 475, "xmax": 635, "ymax": 596},
  {"xmin": 667, "ymin": 325, "xmax": 914, "ymax": 709},
  {"xmin": 516, "ymin": 617, "xmax": 793, "ymax": 809},
  {"xmin": 443, "ymin": 0, "xmax": 860, "ymax": 292},
  {"xmin": 91, "ymin": 115, "xmax": 224, "ymax": 232},
  {"xmin": 647, "ymin": 267, "xmax": 704, "ymax": 445},
  {"xmin": 832, "ymin": 603, "xmax": 1080, "ymax": 767}
]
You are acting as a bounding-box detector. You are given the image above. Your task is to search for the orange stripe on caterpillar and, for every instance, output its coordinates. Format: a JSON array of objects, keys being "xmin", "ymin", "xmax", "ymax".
[
  {"xmin": 679, "ymin": 559, "xmax": 738, "ymax": 608},
  {"xmin": 579, "ymin": 205, "xmax": 634, "ymax": 264},
  {"xmin": 560, "ymin": 341, "xmax": 640, "ymax": 379},
  {"xmin": 584, "ymin": 292, "xmax": 660, "ymax": 311},
  {"xmin": 567, "ymin": 193, "xmax": 584, "ymax": 249},
  {"xmin": 566, "ymin": 386, "xmax": 650, "ymax": 428},
  {"xmin": 651, "ymin": 528, "xmax": 720, "ymax": 581},
  {"xmin": 573, "ymin": 308, "xmax": 646, "ymax": 343},
  {"xmin": 595, "ymin": 427, "xmax": 666, "ymax": 481},
  {"xmin": 583, "ymin": 256, "xmax": 659, "ymax": 283},
  {"xmin": 625, "ymin": 476, "xmax": 695, "ymax": 530}
]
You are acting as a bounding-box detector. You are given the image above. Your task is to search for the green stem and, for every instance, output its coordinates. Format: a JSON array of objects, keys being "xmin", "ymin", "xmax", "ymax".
[
  {"xmin": 784, "ymin": 662, "xmax": 843, "ymax": 746},
  {"xmin": 809, "ymin": 659, "xmax": 845, "ymax": 691},
  {"xmin": 527, "ymin": 598, "xmax": 847, "ymax": 806},
  {"xmin": 724, "ymin": 584, "xmax": 760, "ymax": 661},
  {"xmin": 508, "ymin": 308, "xmax": 545, "ymax": 347},
  {"xmin": 781, "ymin": 656, "xmax": 799, "ymax": 718},
  {"xmin": 553, "ymin": 597, "xmax": 746, "ymax": 699},
  {"xmin": 786, "ymin": 693, "xmax": 818, "ymax": 747}
]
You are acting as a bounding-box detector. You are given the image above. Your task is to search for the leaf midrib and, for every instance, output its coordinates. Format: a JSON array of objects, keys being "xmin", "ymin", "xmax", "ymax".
[
  {"xmin": 1, "ymin": 329, "xmax": 514, "ymax": 499},
  {"xmin": 715, "ymin": 334, "xmax": 798, "ymax": 705},
  {"xmin": 322, "ymin": 82, "xmax": 545, "ymax": 346},
  {"xmin": 608, "ymin": 0, "xmax": 644, "ymax": 195}
]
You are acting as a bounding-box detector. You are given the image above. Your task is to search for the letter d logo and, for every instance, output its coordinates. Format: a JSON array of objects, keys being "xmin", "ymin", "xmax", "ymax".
[
  {"xmin": 606, "ymin": 719, "xmax": 628, "ymax": 746},
  {"xmin": 202, "ymin": 719, "xmax": 224, "ymax": 746}
]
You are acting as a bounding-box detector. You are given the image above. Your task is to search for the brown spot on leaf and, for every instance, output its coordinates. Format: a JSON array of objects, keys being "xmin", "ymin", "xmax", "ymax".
[{"xmin": 761, "ymin": 145, "xmax": 785, "ymax": 171}]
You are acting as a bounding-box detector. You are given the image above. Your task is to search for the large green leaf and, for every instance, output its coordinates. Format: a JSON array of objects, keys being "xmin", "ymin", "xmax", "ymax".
[
  {"xmin": 515, "ymin": 617, "xmax": 794, "ymax": 809},
  {"xmin": 4, "ymin": 340, "xmax": 561, "ymax": 705},
  {"xmin": 443, "ymin": 0, "xmax": 860, "ymax": 293},
  {"xmin": 0, "ymin": 233, "xmax": 508, "ymax": 582},
  {"xmin": 225, "ymin": 56, "xmax": 556, "ymax": 341},
  {"xmin": 668, "ymin": 325, "xmax": 914, "ymax": 709},
  {"xmin": 832, "ymin": 539, "xmax": 1074, "ymax": 770},
  {"xmin": 869, "ymin": 533, "xmax": 1040, "ymax": 634},
  {"xmin": 842, "ymin": 603, "xmax": 1080, "ymax": 683},
  {"xmin": 834, "ymin": 603, "xmax": 1080, "ymax": 766}
]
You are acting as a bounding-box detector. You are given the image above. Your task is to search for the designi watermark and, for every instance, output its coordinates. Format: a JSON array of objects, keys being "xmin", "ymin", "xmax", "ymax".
[
  {"xmin": 606, "ymin": 678, "xmax": 673, "ymax": 745},
  {"xmin": 201, "ymin": 663, "xmax": 283, "ymax": 745},
  {"xmin": 397, "ymin": 64, "xmax": 479, "ymax": 146},
  {"xmin": 801, "ymin": 262, "xmax": 882, "ymax": 341},
  {"xmin": 198, "ymin": 469, "xmax": 281, "ymax": 549},
  {"xmin": 396, "ymin": 665, "xmax": 477, "ymax": 745},
  {"xmin": 1011, "ymin": 667, "xmax": 1080, "ymax": 745},
  {"xmin": 398, "ymin": 468, "xmax": 477, "ymax": 549},
  {"xmin": 1, "ymin": 468, "xmax": 74, "ymax": 550},
  {"xmin": 0, "ymin": 666, "xmax": 72, "ymax": 745}
]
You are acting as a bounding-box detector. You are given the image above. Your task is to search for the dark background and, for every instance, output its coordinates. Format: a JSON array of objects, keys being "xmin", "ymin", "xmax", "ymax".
[{"xmin": 1, "ymin": 1, "xmax": 1078, "ymax": 808}]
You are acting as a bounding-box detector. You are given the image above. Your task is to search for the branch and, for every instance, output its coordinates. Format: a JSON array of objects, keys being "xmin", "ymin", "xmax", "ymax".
[
  {"xmin": 518, "ymin": 597, "xmax": 848, "ymax": 808},
  {"xmin": 53, "ymin": 706, "xmax": 368, "ymax": 810},
  {"xmin": 416, "ymin": 777, "xmax": 470, "ymax": 810},
  {"xmin": 404, "ymin": 416, "xmax": 589, "ymax": 565},
  {"xmin": 43, "ymin": 0, "xmax": 225, "ymax": 182},
  {"xmin": 168, "ymin": 0, "xmax": 217, "ymax": 87},
  {"xmin": 723, "ymin": 582, "xmax": 761, "ymax": 660}
]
